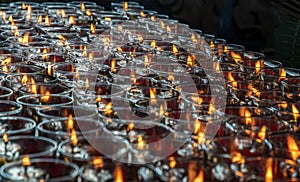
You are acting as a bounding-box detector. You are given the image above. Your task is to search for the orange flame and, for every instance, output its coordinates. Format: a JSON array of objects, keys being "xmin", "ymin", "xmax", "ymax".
[
  {"xmin": 22, "ymin": 3, "xmax": 26, "ymax": 10},
  {"xmin": 70, "ymin": 129, "xmax": 78, "ymax": 146},
  {"xmin": 286, "ymin": 135, "xmax": 299, "ymax": 161},
  {"xmin": 144, "ymin": 55, "xmax": 149, "ymax": 67},
  {"xmin": 172, "ymin": 44, "xmax": 179, "ymax": 54},
  {"xmin": 150, "ymin": 40, "xmax": 156, "ymax": 48},
  {"xmin": 258, "ymin": 125, "xmax": 267, "ymax": 141},
  {"xmin": 67, "ymin": 114, "xmax": 74, "ymax": 131},
  {"xmin": 123, "ymin": 1, "xmax": 128, "ymax": 10},
  {"xmin": 22, "ymin": 155, "xmax": 31, "ymax": 166},
  {"xmin": 45, "ymin": 15, "xmax": 50, "ymax": 26},
  {"xmin": 280, "ymin": 68, "xmax": 286, "ymax": 79},
  {"xmin": 47, "ymin": 64, "xmax": 52, "ymax": 76},
  {"xmin": 150, "ymin": 15, "xmax": 156, "ymax": 21},
  {"xmin": 86, "ymin": 10, "xmax": 92, "ymax": 16},
  {"xmin": 187, "ymin": 55, "xmax": 194, "ymax": 67},
  {"xmin": 111, "ymin": 58, "xmax": 116, "ymax": 72},
  {"xmin": 137, "ymin": 135, "xmax": 145, "ymax": 150},
  {"xmin": 231, "ymin": 151, "xmax": 245, "ymax": 164},
  {"xmin": 255, "ymin": 60, "xmax": 263, "ymax": 74},
  {"xmin": 169, "ymin": 157, "xmax": 176, "ymax": 169},
  {"xmin": 193, "ymin": 168, "xmax": 204, "ymax": 182},
  {"xmin": 69, "ymin": 16, "xmax": 76, "ymax": 25},
  {"xmin": 41, "ymin": 91, "xmax": 51, "ymax": 101},
  {"xmin": 3, "ymin": 133, "xmax": 8, "ymax": 143},
  {"xmin": 80, "ymin": 2, "xmax": 85, "ymax": 12},
  {"xmin": 38, "ymin": 15, "xmax": 42, "ymax": 24},
  {"xmin": 239, "ymin": 108, "xmax": 252, "ymax": 125},
  {"xmin": 114, "ymin": 165, "xmax": 123, "ymax": 182},
  {"xmin": 265, "ymin": 158, "xmax": 273, "ymax": 182},
  {"xmin": 2, "ymin": 57, "xmax": 11, "ymax": 65},
  {"xmin": 93, "ymin": 157, "xmax": 103, "ymax": 168},
  {"xmin": 21, "ymin": 75, "xmax": 28, "ymax": 83},
  {"xmin": 230, "ymin": 52, "xmax": 241, "ymax": 64},
  {"xmin": 90, "ymin": 23, "xmax": 96, "ymax": 34},
  {"xmin": 30, "ymin": 78, "xmax": 37, "ymax": 94},
  {"xmin": 104, "ymin": 17, "xmax": 111, "ymax": 21},
  {"xmin": 150, "ymin": 88, "xmax": 157, "ymax": 105},
  {"xmin": 19, "ymin": 32, "xmax": 29, "ymax": 45},
  {"xmin": 104, "ymin": 102, "xmax": 113, "ymax": 116},
  {"xmin": 140, "ymin": 11, "xmax": 146, "ymax": 18},
  {"xmin": 57, "ymin": 10, "xmax": 66, "ymax": 18},
  {"xmin": 292, "ymin": 104, "xmax": 299, "ymax": 121}
]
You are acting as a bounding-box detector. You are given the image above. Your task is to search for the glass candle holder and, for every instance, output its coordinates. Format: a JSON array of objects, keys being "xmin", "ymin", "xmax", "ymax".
[
  {"xmin": 0, "ymin": 86, "xmax": 13, "ymax": 100},
  {"xmin": 37, "ymin": 105, "xmax": 98, "ymax": 123},
  {"xmin": 0, "ymin": 136, "xmax": 57, "ymax": 162},
  {"xmin": 18, "ymin": 82, "xmax": 72, "ymax": 96},
  {"xmin": 270, "ymin": 133, "xmax": 300, "ymax": 161},
  {"xmin": 0, "ymin": 116, "xmax": 36, "ymax": 136},
  {"xmin": 80, "ymin": 160, "xmax": 157, "ymax": 182},
  {"xmin": 36, "ymin": 118, "xmax": 103, "ymax": 142},
  {"xmin": 0, "ymin": 101, "xmax": 22, "ymax": 117},
  {"xmin": 0, "ymin": 158, "xmax": 79, "ymax": 182},
  {"xmin": 16, "ymin": 94, "xmax": 73, "ymax": 119},
  {"xmin": 273, "ymin": 102, "xmax": 300, "ymax": 131},
  {"xmin": 222, "ymin": 44, "xmax": 245, "ymax": 64},
  {"xmin": 235, "ymin": 157, "xmax": 300, "ymax": 181},
  {"xmin": 58, "ymin": 135, "xmax": 129, "ymax": 166},
  {"xmin": 1, "ymin": 63, "xmax": 43, "ymax": 75},
  {"xmin": 221, "ymin": 106, "xmax": 275, "ymax": 119}
]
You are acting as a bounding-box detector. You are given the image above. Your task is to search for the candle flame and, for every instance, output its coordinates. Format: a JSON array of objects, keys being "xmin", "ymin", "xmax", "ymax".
[
  {"xmin": 231, "ymin": 151, "xmax": 245, "ymax": 164},
  {"xmin": 123, "ymin": 1, "xmax": 128, "ymax": 10},
  {"xmin": 93, "ymin": 157, "xmax": 103, "ymax": 168},
  {"xmin": 239, "ymin": 107, "xmax": 252, "ymax": 125},
  {"xmin": 287, "ymin": 135, "xmax": 299, "ymax": 161},
  {"xmin": 172, "ymin": 44, "xmax": 179, "ymax": 54},
  {"xmin": 31, "ymin": 78, "xmax": 37, "ymax": 94},
  {"xmin": 41, "ymin": 91, "xmax": 51, "ymax": 101},
  {"xmin": 137, "ymin": 135, "xmax": 145, "ymax": 150},
  {"xmin": 86, "ymin": 10, "xmax": 92, "ymax": 16},
  {"xmin": 292, "ymin": 104, "xmax": 299, "ymax": 121},
  {"xmin": 45, "ymin": 15, "xmax": 50, "ymax": 26},
  {"xmin": 144, "ymin": 55, "xmax": 149, "ymax": 67},
  {"xmin": 47, "ymin": 64, "xmax": 52, "ymax": 76},
  {"xmin": 279, "ymin": 102, "xmax": 288, "ymax": 110},
  {"xmin": 111, "ymin": 58, "xmax": 116, "ymax": 72},
  {"xmin": 187, "ymin": 55, "xmax": 194, "ymax": 67},
  {"xmin": 104, "ymin": 17, "xmax": 111, "ymax": 21},
  {"xmin": 22, "ymin": 3, "xmax": 26, "ymax": 10},
  {"xmin": 150, "ymin": 40, "xmax": 156, "ymax": 48},
  {"xmin": 80, "ymin": 2, "xmax": 85, "ymax": 12},
  {"xmin": 255, "ymin": 60, "xmax": 263, "ymax": 74},
  {"xmin": 208, "ymin": 103, "xmax": 216, "ymax": 115},
  {"xmin": 166, "ymin": 25, "xmax": 171, "ymax": 32},
  {"xmin": 67, "ymin": 114, "xmax": 74, "ymax": 131},
  {"xmin": 191, "ymin": 32, "xmax": 197, "ymax": 43},
  {"xmin": 2, "ymin": 57, "xmax": 11, "ymax": 65},
  {"xmin": 69, "ymin": 16, "xmax": 75, "ymax": 25},
  {"xmin": 18, "ymin": 32, "xmax": 29, "ymax": 45},
  {"xmin": 210, "ymin": 41, "xmax": 215, "ymax": 50},
  {"xmin": 57, "ymin": 10, "xmax": 66, "ymax": 18},
  {"xmin": 169, "ymin": 157, "xmax": 176, "ymax": 169},
  {"xmin": 230, "ymin": 52, "xmax": 241, "ymax": 64},
  {"xmin": 191, "ymin": 95, "xmax": 203, "ymax": 105},
  {"xmin": 90, "ymin": 23, "xmax": 96, "ymax": 34},
  {"xmin": 193, "ymin": 168, "xmax": 204, "ymax": 182},
  {"xmin": 70, "ymin": 129, "xmax": 78, "ymax": 146},
  {"xmin": 104, "ymin": 102, "xmax": 113, "ymax": 116},
  {"xmin": 38, "ymin": 15, "xmax": 42, "ymax": 24},
  {"xmin": 21, "ymin": 75, "xmax": 28, "ymax": 83},
  {"xmin": 22, "ymin": 155, "xmax": 31, "ymax": 166},
  {"xmin": 149, "ymin": 88, "xmax": 157, "ymax": 105},
  {"xmin": 3, "ymin": 133, "xmax": 8, "ymax": 143},
  {"xmin": 258, "ymin": 125, "xmax": 267, "ymax": 141},
  {"xmin": 265, "ymin": 158, "xmax": 273, "ymax": 182},
  {"xmin": 280, "ymin": 68, "xmax": 286, "ymax": 79},
  {"xmin": 140, "ymin": 11, "xmax": 146, "ymax": 18},
  {"xmin": 150, "ymin": 15, "xmax": 156, "ymax": 21}
]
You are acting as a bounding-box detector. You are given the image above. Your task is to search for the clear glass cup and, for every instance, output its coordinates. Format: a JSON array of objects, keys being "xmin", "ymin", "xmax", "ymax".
[
  {"xmin": 0, "ymin": 135, "xmax": 57, "ymax": 162},
  {"xmin": 0, "ymin": 158, "xmax": 79, "ymax": 182},
  {"xmin": 0, "ymin": 101, "xmax": 22, "ymax": 117},
  {"xmin": 0, "ymin": 116, "xmax": 36, "ymax": 136},
  {"xmin": 36, "ymin": 118, "xmax": 103, "ymax": 142}
]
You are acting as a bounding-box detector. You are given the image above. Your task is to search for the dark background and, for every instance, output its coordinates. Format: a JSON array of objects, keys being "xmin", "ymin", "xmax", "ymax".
[{"xmin": 2, "ymin": 0, "xmax": 300, "ymax": 68}]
